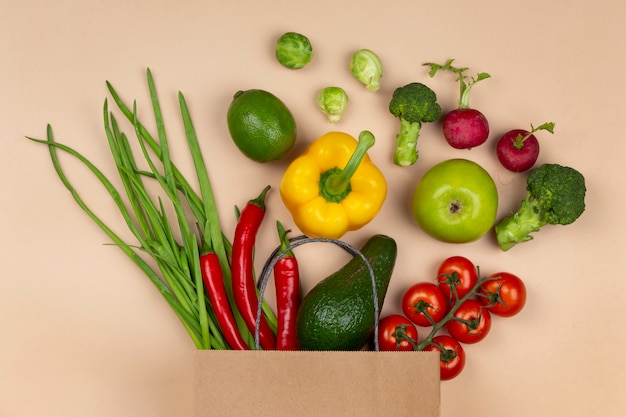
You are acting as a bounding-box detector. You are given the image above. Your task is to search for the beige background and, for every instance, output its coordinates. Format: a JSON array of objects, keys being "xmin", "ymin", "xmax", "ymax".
[{"xmin": 2, "ymin": 0, "xmax": 625, "ymax": 416}]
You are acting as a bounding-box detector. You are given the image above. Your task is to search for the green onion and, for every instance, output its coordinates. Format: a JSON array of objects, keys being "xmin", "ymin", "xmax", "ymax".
[{"xmin": 26, "ymin": 68, "xmax": 278, "ymax": 349}]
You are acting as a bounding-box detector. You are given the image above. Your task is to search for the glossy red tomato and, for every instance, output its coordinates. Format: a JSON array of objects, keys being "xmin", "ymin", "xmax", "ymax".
[
  {"xmin": 446, "ymin": 299, "xmax": 491, "ymax": 344},
  {"xmin": 436, "ymin": 256, "xmax": 479, "ymax": 300},
  {"xmin": 423, "ymin": 335, "xmax": 466, "ymax": 380},
  {"xmin": 377, "ymin": 314, "xmax": 418, "ymax": 351},
  {"xmin": 478, "ymin": 272, "xmax": 527, "ymax": 317},
  {"xmin": 402, "ymin": 282, "xmax": 449, "ymax": 327}
]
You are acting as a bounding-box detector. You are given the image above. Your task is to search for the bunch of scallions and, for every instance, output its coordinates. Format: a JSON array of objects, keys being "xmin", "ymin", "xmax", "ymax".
[{"xmin": 26, "ymin": 69, "xmax": 276, "ymax": 349}]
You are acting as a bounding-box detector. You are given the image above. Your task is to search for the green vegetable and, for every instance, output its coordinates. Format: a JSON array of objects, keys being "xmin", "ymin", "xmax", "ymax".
[
  {"xmin": 275, "ymin": 32, "xmax": 313, "ymax": 69},
  {"xmin": 423, "ymin": 58, "xmax": 491, "ymax": 109},
  {"xmin": 350, "ymin": 49, "xmax": 383, "ymax": 92},
  {"xmin": 317, "ymin": 86, "xmax": 349, "ymax": 123},
  {"xmin": 388, "ymin": 82, "xmax": 442, "ymax": 166},
  {"xmin": 26, "ymin": 69, "xmax": 278, "ymax": 349},
  {"xmin": 495, "ymin": 163, "xmax": 587, "ymax": 251},
  {"xmin": 296, "ymin": 234, "xmax": 397, "ymax": 351}
]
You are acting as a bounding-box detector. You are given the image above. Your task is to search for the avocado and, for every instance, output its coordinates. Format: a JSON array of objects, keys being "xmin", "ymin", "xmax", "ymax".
[{"xmin": 296, "ymin": 234, "xmax": 397, "ymax": 351}]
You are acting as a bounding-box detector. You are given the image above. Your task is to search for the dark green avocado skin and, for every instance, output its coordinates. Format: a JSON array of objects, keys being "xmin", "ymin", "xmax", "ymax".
[{"xmin": 296, "ymin": 234, "xmax": 397, "ymax": 351}]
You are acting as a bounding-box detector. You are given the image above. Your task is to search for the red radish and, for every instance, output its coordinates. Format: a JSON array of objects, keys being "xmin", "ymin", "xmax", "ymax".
[
  {"xmin": 424, "ymin": 59, "xmax": 491, "ymax": 149},
  {"xmin": 442, "ymin": 109, "xmax": 489, "ymax": 149},
  {"xmin": 496, "ymin": 122, "xmax": 555, "ymax": 172}
]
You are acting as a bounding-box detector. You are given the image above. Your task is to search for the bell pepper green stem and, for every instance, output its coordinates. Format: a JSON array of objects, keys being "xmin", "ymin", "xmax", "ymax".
[{"xmin": 320, "ymin": 130, "xmax": 375, "ymax": 202}]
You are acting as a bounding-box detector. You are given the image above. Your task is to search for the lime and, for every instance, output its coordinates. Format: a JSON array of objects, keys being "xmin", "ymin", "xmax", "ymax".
[{"xmin": 226, "ymin": 89, "xmax": 297, "ymax": 163}]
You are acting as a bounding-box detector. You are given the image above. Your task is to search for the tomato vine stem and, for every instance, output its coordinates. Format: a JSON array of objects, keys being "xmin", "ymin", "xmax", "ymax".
[{"xmin": 415, "ymin": 267, "xmax": 499, "ymax": 351}]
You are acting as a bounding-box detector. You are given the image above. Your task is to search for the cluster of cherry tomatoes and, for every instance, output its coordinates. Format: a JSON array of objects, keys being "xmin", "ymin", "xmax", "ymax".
[{"xmin": 378, "ymin": 256, "xmax": 527, "ymax": 380}]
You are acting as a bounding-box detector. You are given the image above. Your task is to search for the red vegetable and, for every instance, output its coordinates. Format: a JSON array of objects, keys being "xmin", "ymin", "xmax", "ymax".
[
  {"xmin": 446, "ymin": 299, "xmax": 491, "ymax": 344},
  {"xmin": 200, "ymin": 251, "xmax": 250, "ymax": 350},
  {"xmin": 423, "ymin": 335, "xmax": 466, "ymax": 380},
  {"xmin": 423, "ymin": 59, "xmax": 491, "ymax": 149},
  {"xmin": 378, "ymin": 314, "xmax": 418, "ymax": 351},
  {"xmin": 231, "ymin": 185, "xmax": 276, "ymax": 350},
  {"xmin": 402, "ymin": 282, "xmax": 449, "ymax": 327},
  {"xmin": 436, "ymin": 256, "xmax": 478, "ymax": 301},
  {"xmin": 273, "ymin": 221, "xmax": 301, "ymax": 350},
  {"xmin": 478, "ymin": 272, "xmax": 527, "ymax": 317},
  {"xmin": 442, "ymin": 108, "xmax": 490, "ymax": 149},
  {"xmin": 495, "ymin": 122, "xmax": 555, "ymax": 172}
]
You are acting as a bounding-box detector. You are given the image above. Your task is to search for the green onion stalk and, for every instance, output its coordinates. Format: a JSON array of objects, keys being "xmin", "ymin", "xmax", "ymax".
[{"xmin": 26, "ymin": 69, "xmax": 277, "ymax": 349}]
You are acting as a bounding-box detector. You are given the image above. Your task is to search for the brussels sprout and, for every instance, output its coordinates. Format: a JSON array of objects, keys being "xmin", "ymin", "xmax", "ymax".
[
  {"xmin": 275, "ymin": 32, "xmax": 313, "ymax": 69},
  {"xmin": 317, "ymin": 87, "xmax": 349, "ymax": 123},
  {"xmin": 350, "ymin": 49, "xmax": 383, "ymax": 92}
]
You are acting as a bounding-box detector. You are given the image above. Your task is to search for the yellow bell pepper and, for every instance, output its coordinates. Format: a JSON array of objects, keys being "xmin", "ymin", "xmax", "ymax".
[{"xmin": 280, "ymin": 130, "xmax": 387, "ymax": 239}]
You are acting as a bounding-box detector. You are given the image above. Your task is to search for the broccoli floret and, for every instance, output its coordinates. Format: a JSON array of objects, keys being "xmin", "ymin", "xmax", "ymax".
[
  {"xmin": 495, "ymin": 163, "xmax": 586, "ymax": 251},
  {"xmin": 388, "ymin": 82, "xmax": 442, "ymax": 166}
]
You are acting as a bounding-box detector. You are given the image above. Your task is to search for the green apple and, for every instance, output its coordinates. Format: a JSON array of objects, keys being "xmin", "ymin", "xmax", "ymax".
[{"xmin": 411, "ymin": 159, "xmax": 498, "ymax": 243}]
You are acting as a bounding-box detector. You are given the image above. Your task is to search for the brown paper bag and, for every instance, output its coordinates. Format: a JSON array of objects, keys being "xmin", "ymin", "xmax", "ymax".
[
  {"xmin": 193, "ymin": 350, "xmax": 440, "ymax": 417},
  {"xmin": 194, "ymin": 237, "xmax": 441, "ymax": 416}
]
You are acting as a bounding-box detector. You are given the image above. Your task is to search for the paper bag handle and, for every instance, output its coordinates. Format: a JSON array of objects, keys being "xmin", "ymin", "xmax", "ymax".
[{"xmin": 255, "ymin": 236, "xmax": 380, "ymax": 351}]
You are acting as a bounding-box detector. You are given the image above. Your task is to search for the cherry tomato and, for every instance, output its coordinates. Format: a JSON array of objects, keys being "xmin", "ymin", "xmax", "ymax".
[
  {"xmin": 377, "ymin": 314, "xmax": 418, "ymax": 351},
  {"xmin": 446, "ymin": 299, "xmax": 491, "ymax": 344},
  {"xmin": 478, "ymin": 272, "xmax": 527, "ymax": 317},
  {"xmin": 436, "ymin": 256, "xmax": 478, "ymax": 300},
  {"xmin": 402, "ymin": 282, "xmax": 449, "ymax": 327},
  {"xmin": 423, "ymin": 335, "xmax": 466, "ymax": 380}
]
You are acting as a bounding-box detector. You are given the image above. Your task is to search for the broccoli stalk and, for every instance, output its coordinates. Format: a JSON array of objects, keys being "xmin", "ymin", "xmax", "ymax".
[
  {"xmin": 395, "ymin": 118, "xmax": 421, "ymax": 165},
  {"xmin": 495, "ymin": 163, "xmax": 586, "ymax": 251},
  {"xmin": 389, "ymin": 82, "xmax": 442, "ymax": 166}
]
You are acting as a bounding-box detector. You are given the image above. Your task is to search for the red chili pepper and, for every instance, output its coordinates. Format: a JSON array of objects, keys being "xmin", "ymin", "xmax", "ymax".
[
  {"xmin": 274, "ymin": 221, "xmax": 301, "ymax": 350},
  {"xmin": 231, "ymin": 185, "xmax": 276, "ymax": 350},
  {"xmin": 199, "ymin": 251, "xmax": 250, "ymax": 350}
]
